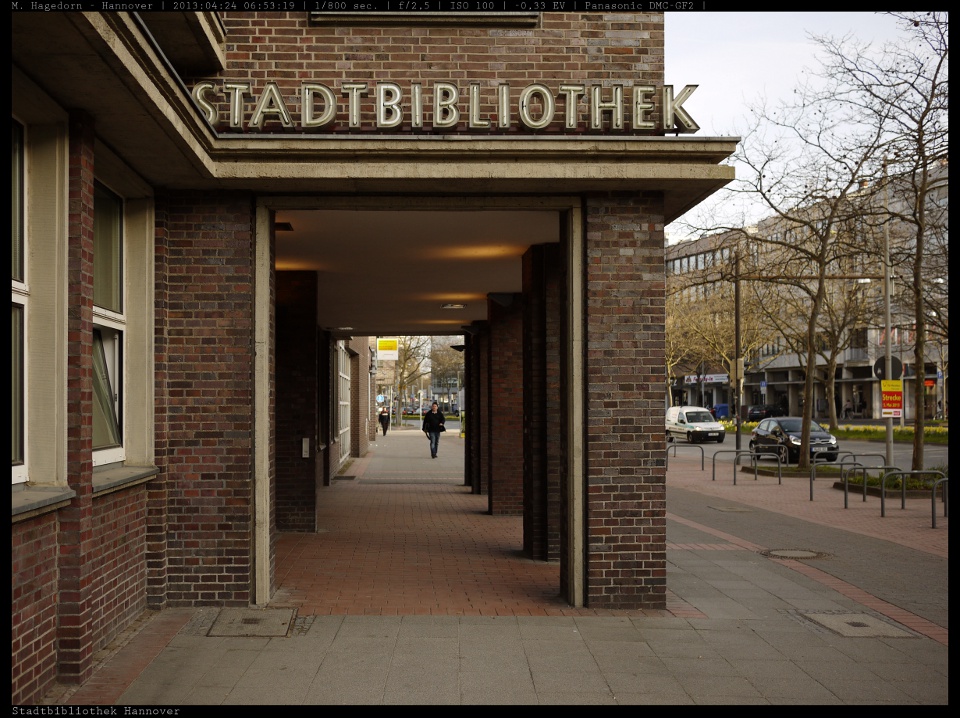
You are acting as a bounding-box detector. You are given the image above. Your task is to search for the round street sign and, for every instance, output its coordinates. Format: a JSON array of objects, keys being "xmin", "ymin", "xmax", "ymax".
[{"xmin": 873, "ymin": 356, "xmax": 903, "ymax": 380}]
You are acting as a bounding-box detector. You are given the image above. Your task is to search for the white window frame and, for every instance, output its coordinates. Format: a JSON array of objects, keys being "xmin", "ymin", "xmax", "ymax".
[
  {"xmin": 12, "ymin": 119, "xmax": 28, "ymax": 485},
  {"xmin": 92, "ymin": 310, "xmax": 125, "ymax": 466},
  {"xmin": 92, "ymin": 181, "xmax": 126, "ymax": 468},
  {"xmin": 337, "ymin": 340, "xmax": 351, "ymax": 466}
]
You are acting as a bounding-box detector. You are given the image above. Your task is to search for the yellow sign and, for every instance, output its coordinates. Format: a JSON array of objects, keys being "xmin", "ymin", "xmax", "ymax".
[
  {"xmin": 376, "ymin": 338, "xmax": 399, "ymax": 361},
  {"xmin": 881, "ymin": 380, "xmax": 902, "ymax": 418}
]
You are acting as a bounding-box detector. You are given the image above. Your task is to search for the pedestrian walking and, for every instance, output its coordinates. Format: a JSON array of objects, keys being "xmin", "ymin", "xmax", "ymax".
[
  {"xmin": 422, "ymin": 401, "xmax": 445, "ymax": 459},
  {"xmin": 843, "ymin": 399, "xmax": 852, "ymax": 420},
  {"xmin": 378, "ymin": 407, "xmax": 390, "ymax": 436}
]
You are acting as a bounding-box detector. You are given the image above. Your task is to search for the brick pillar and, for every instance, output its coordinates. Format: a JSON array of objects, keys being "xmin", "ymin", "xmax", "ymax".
[
  {"xmin": 543, "ymin": 244, "xmax": 564, "ymax": 562},
  {"xmin": 522, "ymin": 245, "xmax": 565, "ymax": 561},
  {"xmin": 522, "ymin": 248, "xmax": 547, "ymax": 558},
  {"xmin": 276, "ymin": 272, "xmax": 318, "ymax": 532},
  {"xmin": 154, "ymin": 189, "xmax": 257, "ymax": 607},
  {"xmin": 583, "ymin": 193, "xmax": 667, "ymax": 610},
  {"xmin": 463, "ymin": 331, "xmax": 478, "ymax": 491},
  {"xmin": 476, "ymin": 325, "xmax": 490, "ymax": 496},
  {"xmin": 59, "ymin": 110, "xmax": 96, "ymax": 683},
  {"xmin": 487, "ymin": 293, "xmax": 524, "ymax": 515},
  {"xmin": 348, "ymin": 338, "xmax": 372, "ymax": 457}
]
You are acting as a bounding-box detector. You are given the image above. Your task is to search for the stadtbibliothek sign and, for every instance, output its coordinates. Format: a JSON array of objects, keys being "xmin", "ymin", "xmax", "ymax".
[{"xmin": 192, "ymin": 81, "xmax": 700, "ymax": 133}]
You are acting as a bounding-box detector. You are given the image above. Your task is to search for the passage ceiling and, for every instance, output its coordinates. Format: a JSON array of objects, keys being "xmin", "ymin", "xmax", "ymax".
[{"xmin": 275, "ymin": 208, "xmax": 560, "ymax": 338}]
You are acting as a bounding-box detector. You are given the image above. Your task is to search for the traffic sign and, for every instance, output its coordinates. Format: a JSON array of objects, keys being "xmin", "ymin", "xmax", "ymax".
[
  {"xmin": 873, "ymin": 356, "xmax": 903, "ymax": 380},
  {"xmin": 881, "ymin": 380, "xmax": 903, "ymax": 418}
]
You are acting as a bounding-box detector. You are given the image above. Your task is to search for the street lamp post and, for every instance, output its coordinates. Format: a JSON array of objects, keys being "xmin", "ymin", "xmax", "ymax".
[
  {"xmin": 734, "ymin": 252, "xmax": 742, "ymax": 450},
  {"xmin": 882, "ymin": 158, "xmax": 894, "ymax": 465}
]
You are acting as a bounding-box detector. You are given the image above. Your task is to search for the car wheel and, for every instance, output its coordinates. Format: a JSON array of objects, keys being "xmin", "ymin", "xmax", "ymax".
[
  {"xmin": 716, "ymin": 436, "xmax": 725, "ymax": 444},
  {"xmin": 777, "ymin": 445, "xmax": 790, "ymax": 465},
  {"xmin": 686, "ymin": 432, "xmax": 695, "ymax": 444}
]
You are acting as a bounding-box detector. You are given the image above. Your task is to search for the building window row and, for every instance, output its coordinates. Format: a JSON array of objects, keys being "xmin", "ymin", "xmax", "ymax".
[{"xmin": 12, "ymin": 94, "xmax": 154, "ymax": 487}]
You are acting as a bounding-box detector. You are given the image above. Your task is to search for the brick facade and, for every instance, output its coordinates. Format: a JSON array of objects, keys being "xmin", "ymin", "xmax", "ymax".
[{"xmin": 11, "ymin": 10, "xmax": 720, "ymax": 701}]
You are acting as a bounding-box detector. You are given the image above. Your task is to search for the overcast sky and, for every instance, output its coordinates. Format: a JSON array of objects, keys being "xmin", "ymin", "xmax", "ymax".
[{"xmin": 663, "ymin": 11, "xmax": 908, "ymax": 239}]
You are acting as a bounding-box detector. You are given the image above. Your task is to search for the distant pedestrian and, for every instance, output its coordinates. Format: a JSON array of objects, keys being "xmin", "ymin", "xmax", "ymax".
[
  {"xmin": 422, "ymin": 402, "xmax": 446, "ymax": 459},
  {"xmin": 378, "ymin": 407, "xmax": 390, "ymax": 436},
  {"xmin": 843, "ymin": 399, "xmax": 852, "ymax": 420}
]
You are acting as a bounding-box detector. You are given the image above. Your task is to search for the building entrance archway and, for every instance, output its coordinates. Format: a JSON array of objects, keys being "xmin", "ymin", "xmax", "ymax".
[{"xmin": 254, "ymin": 196, "xmax": 586, "ymax": 608}]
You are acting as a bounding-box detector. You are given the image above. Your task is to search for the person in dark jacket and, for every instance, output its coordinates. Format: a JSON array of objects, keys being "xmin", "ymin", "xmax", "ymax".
[
  {"xmin": 421, "ymin": 402, "xmax": 445, "ymax": 458},
  {"xmin": 378, "ymin": 407, "xmax": 390, "ymax": 436}
]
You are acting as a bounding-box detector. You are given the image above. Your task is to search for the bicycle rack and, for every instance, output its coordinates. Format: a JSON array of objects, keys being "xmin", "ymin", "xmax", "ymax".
[
  {"xmin": 711, "ymin": 450, "xmax": 781, "ymax": 485},
  {"xmin": 880, "ymin": 470, "xmax": 947, "ymax": 517},
  {"xmin": 931, "ymin": 478, "xmax": 949, "ymax": 528},
  {"xmin": 746, "ymin": 452, "xmax": 782, "ymax": 485},
  {"xmin": 840, "ymin": 463, "xmax": 898, "ymax": 508},
  {"xmin": 809, "ymin": 450, "xmax": 856, "ymax": 500},
  {"xmin": 665, "ymin": 442, "xmax": 705, "ymax": 471}
]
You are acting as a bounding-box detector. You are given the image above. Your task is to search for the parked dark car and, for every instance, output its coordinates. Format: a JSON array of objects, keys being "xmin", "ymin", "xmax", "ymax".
[
  {"xmin": 746, "ymin": 404, "xmax": 783, "ymax": 421},
  {"xmin": 749, "ymin": 416, "xmax": 840, "ymax": 464}
]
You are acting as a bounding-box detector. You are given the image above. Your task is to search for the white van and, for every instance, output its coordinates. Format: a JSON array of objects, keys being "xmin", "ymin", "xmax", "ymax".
[{"xmin": 666, "ymin": 405, "xmax": 726, "ymax": 444}]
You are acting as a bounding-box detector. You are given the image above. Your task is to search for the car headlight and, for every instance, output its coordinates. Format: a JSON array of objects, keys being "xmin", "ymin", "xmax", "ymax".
[
  {"xmin": 828, "ymin": 436, "xmax": 837, "ymax": 445},
  {"xmin": 789, "ymin": 435, "xmax": 802, "ymax": 445}
]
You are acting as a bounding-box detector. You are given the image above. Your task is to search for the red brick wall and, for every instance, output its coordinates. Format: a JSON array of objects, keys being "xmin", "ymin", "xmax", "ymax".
[
  {"xmin": 276, "ymin": 271, "xmax": 319, "ymax": 532},
  {"xmin": 150, "ymin": 204, "xmax": 172, "ymax": 612},
  {"xmin": 88, "ymin": 487, "xmax": 148, "ymax": 655},
  {"xmin": 583, "ymin": 193, "xmax": 667, "ymax": 610},
  {"xmin": 191, "ymin": 12, "xmax": 664, "ymax": 134},
  {"xmin": 13, "ymin": 112, "xmax": 155, "ymax": 704},
  {"xmin": 11, "ymin": 514, "xmax": 59, "ymax": 705},
  {"xmin": 154, "ymin": 189, "xmax": 257, "ymax": 606},
  {"xmin": 487, "ymin": 294, "xmax": 524, "ymax": 515}
]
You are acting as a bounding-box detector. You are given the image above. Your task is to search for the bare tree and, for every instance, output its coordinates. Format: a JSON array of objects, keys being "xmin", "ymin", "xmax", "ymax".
[
  {"xmin": 813, "ymin": 11, "xmax": 948, "ymax": 469},
  {"xmin": 394, "ymin": 335, "xmax": 431, "ymax": 411},
  {"xmin": 713, "ymin": 56, "xmax": 890, "ymax": 468},
  {"xmin": 666, "ymin": 233, "xmax": 768, "ymax": 414},
  {"xmin": 429, "ymin": 336, "xmax": 465, "ymax": 410}
]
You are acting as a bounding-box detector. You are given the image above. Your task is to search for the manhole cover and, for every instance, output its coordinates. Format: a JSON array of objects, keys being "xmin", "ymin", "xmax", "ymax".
[
  {"xmin": 763, "ymin": 549, "xmax": 823, "ymax": 559},
  {"xmin": 208, "ymin": 608, "xmax": 294, "ymax": 637},
  {"xmin": 798, "ymin": 611, "xmax": 915, "ymax": 638}
]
